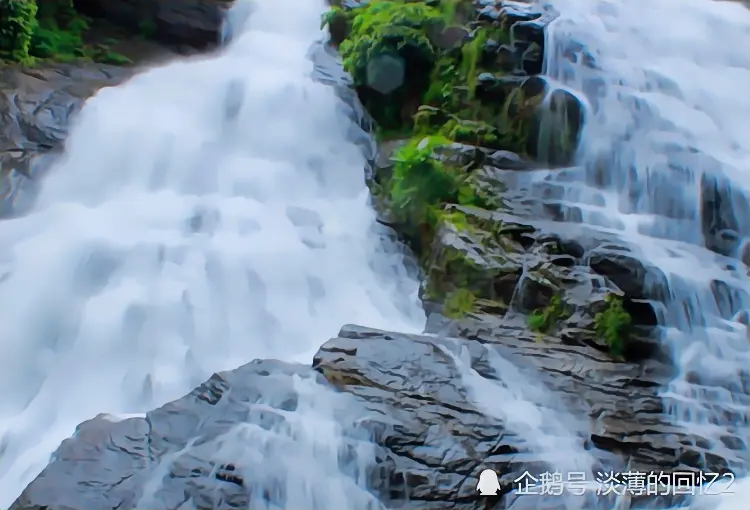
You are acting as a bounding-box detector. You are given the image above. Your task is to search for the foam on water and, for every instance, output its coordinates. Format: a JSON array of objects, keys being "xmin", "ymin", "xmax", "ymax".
[
  {"xmin": 538, "ymin": 0, "xmax": 750, "ymax": 507},
  {"xmin": 0, "ymin": 0, "xmax": 424, "ymax": 504}
]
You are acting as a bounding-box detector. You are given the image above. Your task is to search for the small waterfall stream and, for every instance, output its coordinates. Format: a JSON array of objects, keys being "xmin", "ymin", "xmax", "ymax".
[{"xmin": 539, "ymin": 0, "xmax": 750, "ymax": 507}]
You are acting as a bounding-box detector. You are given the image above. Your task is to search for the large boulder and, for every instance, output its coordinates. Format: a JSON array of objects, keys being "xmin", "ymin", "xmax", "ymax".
[{"xmin": 11, "ymin": 324, "xmax": 743, "ymax": 510}]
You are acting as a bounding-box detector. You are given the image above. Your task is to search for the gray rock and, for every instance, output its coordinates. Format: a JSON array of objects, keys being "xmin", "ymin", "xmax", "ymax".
[
  {"xmin": 318, "ymin": 324, "xmax": 745, "ymax": 504},
  {"xmin": 10, "ymin": 359, "xmax": 380, "ymax": 510},
  {"xmin": 12, "ymin": 324, "xmax": 741, "ymax": 510},
  {"xmin": 0, "ymin": 64, "xmax": 131, "ymax": 216}
]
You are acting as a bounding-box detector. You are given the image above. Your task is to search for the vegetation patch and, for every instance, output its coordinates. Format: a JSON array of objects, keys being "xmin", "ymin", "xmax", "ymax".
[
  {"xmin": 1, "ymin": 0, "xmax": 132, "ymax": 65},
  {"xmin": 387, "ymin": 134, "xmax": 462, "ymax": 249},
  {"xmin": 324, "ymin": 0, "xmax": 536, "ymax": 155},
  {"xmin": 334, "ymin": 1, "xmax": 444, "ymax": 130},
  {"xmin": 442, "ymin": 288, "xmax": 476, "ymax": 318},
  {"xmin": 0, "ymin": 0, "xmax": 38, "ymax": 63},
  {"xmin": 527, "ymin": 294, "xmax": 568, "ymax": 333},
  {"xmin": 324, "ymin": 0, "xmax": 584, "ymax": 323},
  {"xmin": 594, "ymin": 295, "xmax": 632, "ymax": 357}
]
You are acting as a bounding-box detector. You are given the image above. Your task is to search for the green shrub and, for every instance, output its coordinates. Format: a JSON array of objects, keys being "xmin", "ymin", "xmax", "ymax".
[
  {"xmin": 1, "ymin": 0, "xmax": 131, "ymax": 65},
  {"xmin": 332, "ymin": 1, "xmax": 444, "ymax": 129},
  {"xmin": 338, "ymin": 1, "xmax": 442, "ymax": 84},
  {"xmin": 28, "ymin": 1, "xmax": 90, "ymax": 61},
  {"xmin": 594, "ymin": 295, "xmax": 632, "ymax": 356},
  {"xmin": 389, "ymin": 135, "xmax": 461, "ymax": 226},
  {"xmin": 30, "ymin": 19, "xmax": 86, "ymax": 59},
  {"xmin": 527, "ymin": 295, "xmax": 567, "ymax": 333},
  {"xmin": 0, "ymin": 0, "xmax": 39, "ymax": 62}
]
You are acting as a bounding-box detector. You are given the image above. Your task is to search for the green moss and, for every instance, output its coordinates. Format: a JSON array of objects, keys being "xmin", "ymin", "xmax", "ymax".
[
  {"xmin": 334, "ymin": 1, "xmax": 444, "ymax": 129},
  {"xmin": 460, "ymin": 29, "xmax": 486, "ymax": 100},
  {"xmin": 331, "ymin": 0, "xmax": 537, "ymax": 157},
  {"xmin": 425, "ymin": 242, "xmax": 485, "ymax": 297},
  {"xmin": 443, "ymin": 288, "xmax": 476, "ymax": 318},
  {"xmin": 0, "ymin": 0, "xmax": 39, "ymax": 63},
  {"xmin": 388, "ymin": 135, "xmax": 461, "ymax": 231},
  {"xmin": 440, "ymin": 117, "xmax": 499, "ymax": 147},
  {"xmin": 423, "ymin": 56, "xmax": 461, "ymax": 109},
  {"xmin": 439, "ymin": 208, "xmax": 475, "ymax": 234},
  {"xmin": 594, "ymin": 295, "xmax": 632, "ymax": 356},
  {"xmin": 527, "ymin": 295, "xmax": 568, "ymax": 333}
]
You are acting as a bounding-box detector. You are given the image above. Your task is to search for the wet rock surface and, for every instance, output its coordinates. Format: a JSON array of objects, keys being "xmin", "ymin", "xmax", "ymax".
[
  {"xmin": 10, "ymin": 323, "xmax": 738, "ymax": 510},
  {"xmin": 0, "ymin": 64, "xmax": 132, "ymax": 216}
]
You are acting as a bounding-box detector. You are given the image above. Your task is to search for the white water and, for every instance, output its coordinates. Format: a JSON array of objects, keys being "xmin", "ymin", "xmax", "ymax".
[
  {"xmin": 540, "ymin": 0, "xmax": 750, "ymax": 508},
  {"xmin": 0, "ymin": 0, "xmax": 425, "ymax": 505}
]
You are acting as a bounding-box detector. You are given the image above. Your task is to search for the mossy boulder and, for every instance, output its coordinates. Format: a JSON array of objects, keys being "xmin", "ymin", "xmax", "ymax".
[
  {"xmin": 324, "ymin": 0, "xmax": 549, "ymax": 156},
  {"xmin": 329, "ymin": 1, "xmax": 445, "ymax": 130},
  {"xmin": 421, "ymin": 205, "xmax": 528, "ymax": 315}
]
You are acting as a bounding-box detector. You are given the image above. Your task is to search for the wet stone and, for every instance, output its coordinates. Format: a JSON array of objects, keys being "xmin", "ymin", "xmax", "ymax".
[{"xmin": 0, "ymin": 64, "xmax": 132, "ymax": 218}]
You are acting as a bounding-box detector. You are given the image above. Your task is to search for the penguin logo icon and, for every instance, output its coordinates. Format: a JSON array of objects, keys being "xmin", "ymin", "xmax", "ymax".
[{"xmin": 477, "ymin": 469, "xmax": 501, "ymax": 495}]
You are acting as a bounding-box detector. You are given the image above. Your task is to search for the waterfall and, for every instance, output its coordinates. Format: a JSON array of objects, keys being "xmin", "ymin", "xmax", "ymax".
[{"xmin": 0, "ymin": 0, "xmax": 425, "ymax": 504}]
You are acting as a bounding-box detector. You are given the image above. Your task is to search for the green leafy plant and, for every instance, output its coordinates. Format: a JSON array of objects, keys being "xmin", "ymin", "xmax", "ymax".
[
  {"xmin": 389, "ymin": 135, "xmax": 461, "ymax": 226},
  {"xmin": 339, "ymin": 1, "xmax": 442, "ymax": 84},
  {"xmin": 0, "ymin": 0, "xmax": 39, "ymax": 62},
  {"xmin": 527, "ymin": 295, "xmax": 567, "ymax": 333},
  {"xmin": 30, "ymin": 19, "xmax": 86, "ymax": 59},
  {"xmin": 594, "ymin": 295, "xmax": 632, "ymax": 356}
]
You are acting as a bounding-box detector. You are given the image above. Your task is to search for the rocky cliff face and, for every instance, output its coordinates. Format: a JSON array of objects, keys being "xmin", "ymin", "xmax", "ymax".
[{"xmin": 4, "ymin": 0, "xmax": 748, "ymax": 509}]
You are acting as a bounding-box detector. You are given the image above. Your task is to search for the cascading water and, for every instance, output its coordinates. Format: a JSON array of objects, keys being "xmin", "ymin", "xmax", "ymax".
[
  {"xmin": 537, "ymin": 0, "xmax": 750, "ymax": 507},
  {"xmin": 0, "ymin": 0, "xmax": 425, "ymax": 505}
]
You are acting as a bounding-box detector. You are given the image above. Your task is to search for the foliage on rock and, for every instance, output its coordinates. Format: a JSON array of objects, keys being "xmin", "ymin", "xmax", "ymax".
[
  {"xmin": 0, "ymin": 0, "xmax": 38, "ymax": 63},
  {"xmin": 323, "ymin": 0, "xmax": 542, "ymax": 154},
  {"xmin": 327, "ymin": 0, "xmax": 444, "ymax": 129},
  {"xmin": 328, "ymin": 0, "xmax": 632, "ymax": 359},
  {"xmin": 387, "ymin": 135, "xmax": 461, "ymax": 249},
  {"xmin": 442, "ymin": 287, "xmax": 476, "ymax": 318},
  {"xmin": 0, "ymin": 0, "xmax": 132, "ymax": 65},
  {"xmin": 527, "ymin": 295, "xmax": 568, "ymax": 333},
  {"xmin": 594, "ymin": 294, "xmax": 632, "ymax": 356},
  {"xmin": 340, "ymin": 0, "xmax": 443, "ymax": 77}
]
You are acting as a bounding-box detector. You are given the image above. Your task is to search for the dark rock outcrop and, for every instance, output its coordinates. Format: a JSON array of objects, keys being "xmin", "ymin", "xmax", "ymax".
[
  {"xmin": 11, "ymin": 324, "xmax": 741, "ymax": 510},
  {"xmin": 73, "ymin": 0, "xmax": 233, "ymax": 51}
]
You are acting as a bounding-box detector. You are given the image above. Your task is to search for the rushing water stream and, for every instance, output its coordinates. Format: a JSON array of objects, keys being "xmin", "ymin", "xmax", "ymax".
[{"xmin": 0, "ymin": 0, "xmax": 748, "ymax": 508}]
